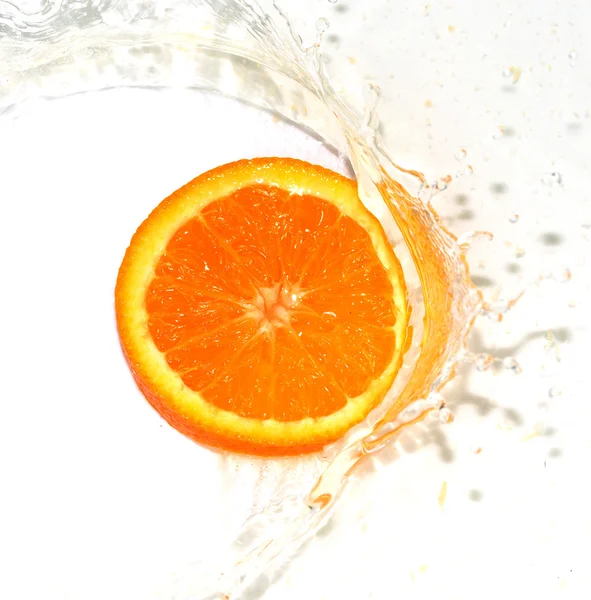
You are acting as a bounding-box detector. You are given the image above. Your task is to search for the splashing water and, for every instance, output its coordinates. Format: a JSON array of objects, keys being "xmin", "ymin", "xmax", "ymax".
[{"xmin": 0, "ymin": 0, "xmax": 494, "ymax": 596}]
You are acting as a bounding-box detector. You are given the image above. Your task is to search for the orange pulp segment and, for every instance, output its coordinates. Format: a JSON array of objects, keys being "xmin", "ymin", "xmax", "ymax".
[{"xmin": 115, "ymin": 158, "xmax": 409, "ymax": 455}]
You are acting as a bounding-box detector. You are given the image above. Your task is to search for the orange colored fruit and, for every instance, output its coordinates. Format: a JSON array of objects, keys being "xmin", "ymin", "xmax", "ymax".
[{"xmin": 115, "ymin": 158, "xmax": 409, "ymax": 455}]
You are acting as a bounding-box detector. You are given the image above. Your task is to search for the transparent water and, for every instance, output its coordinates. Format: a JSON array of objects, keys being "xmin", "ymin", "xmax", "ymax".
[{"xmin": 1, "ymin": 1, "xmax": 588, "ymax": 599}]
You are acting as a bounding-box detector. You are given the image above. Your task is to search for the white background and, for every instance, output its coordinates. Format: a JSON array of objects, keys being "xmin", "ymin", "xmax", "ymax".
[{"xmin": 0, "ymin": 1, "xmax": 590, "ymax": 599}]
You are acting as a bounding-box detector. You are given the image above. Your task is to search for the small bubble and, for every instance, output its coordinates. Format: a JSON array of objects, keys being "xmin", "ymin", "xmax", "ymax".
[
  {"xmin": 503, "ymin": 357, "xmax": 522, "ymax": 374},
  {"xmin": 328, "ymin": 0, "xmax": 338, "ymax": 3},
  {"xmin": 316, "ymin": 17, "xmax": 330, "ymax": 33},
  {"xmin": 541, "ymin": 172, "xmax": 562, "ymax": 187},
  {"xmin": 548, "ymin": 387, "xmax": 563, "ymax": 398},
  {"xmin": 508, "ymin": 212, "xmax": 520, "ymax": 223}
]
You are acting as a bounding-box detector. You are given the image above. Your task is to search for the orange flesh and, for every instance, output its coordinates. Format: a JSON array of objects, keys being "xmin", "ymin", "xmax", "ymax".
[{"xmin": 146, "ymin": 185, "xmax": 397, "ymax": 423}]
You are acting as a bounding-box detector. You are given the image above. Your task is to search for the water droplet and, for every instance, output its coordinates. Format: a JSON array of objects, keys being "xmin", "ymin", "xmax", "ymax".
[
  {"xmin": 501, "ymin": 66, "xmax": 521, "ymax": 83},
  {"xmin": 439, "ymin": 407, "xmax": 454, "ymax": 424},
  {"xmin": 432, "ymin": 174, "xmax": 452, "ymax": 192},
  {"xmin": 455, "ymin": 148, "xmax": 468, "ymax": 161},
  {"xmin": 541, "ymin": 171, "xmax": 562, "ymax": 187},
  {"xmin": 431, "ymin": 395, "xmax": 454, "ymax": 423},
  {"xmin": 548, "ymin": 386, "xmax": 563, "ymax": 398},
  {"xmin": 475, "ymin": 353, "xmax": 495, "ymax": 372},
  {"xmin": 568, "ymin": 51, "xmax": 577, "ymax": 66},
  {"xmin": 556, "ymin": 268, "xmax": 572, "ymax": 283},
  {"xmin": 508, "ymin": 212, "xmax": 520, "ymax": 223},
  {"xmin": 492, "ymin": 126, "xmax": 505, "ymax": 140},
  {"xmin": 502, "ymin": 357, "xmax": 522, "ymax": 374},
  {"xmin": 316, "ymin": 17, "xmax": 329, "ymax": 33}
]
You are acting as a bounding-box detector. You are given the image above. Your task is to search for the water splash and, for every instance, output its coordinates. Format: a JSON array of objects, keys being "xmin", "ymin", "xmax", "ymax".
[{"xmin": 0, "ymin": 0, "xmax": 484, "ymax": 596}]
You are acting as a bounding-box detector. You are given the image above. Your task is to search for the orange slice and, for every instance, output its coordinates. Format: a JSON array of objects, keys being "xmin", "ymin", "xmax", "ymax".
[{"xmin": 115, "ymin": 158, "xmax": 409, "ymax": 455}]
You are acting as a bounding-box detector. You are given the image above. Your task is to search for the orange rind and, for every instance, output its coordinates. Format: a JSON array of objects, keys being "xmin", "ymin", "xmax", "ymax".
[{"xmin": 115, "ymin": 158, "xmax": 409, "ymax": 455}]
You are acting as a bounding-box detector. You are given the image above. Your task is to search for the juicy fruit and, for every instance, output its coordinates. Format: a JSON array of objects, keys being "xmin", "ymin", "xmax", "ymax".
[{"xmin": 116, "ymin": 158, "xmax": 409, "ymax": 455}]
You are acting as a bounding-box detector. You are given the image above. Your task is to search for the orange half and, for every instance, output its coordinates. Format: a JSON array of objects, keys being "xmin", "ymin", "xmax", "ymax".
[{"xmin": 115, "ymin": 158, "xmax": 409, "ymax": 455}]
